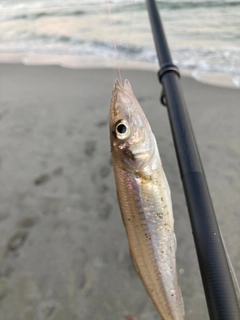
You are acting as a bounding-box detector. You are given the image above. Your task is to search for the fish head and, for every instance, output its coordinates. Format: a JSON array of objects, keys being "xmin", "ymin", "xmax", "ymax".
[{"xmin": 109, "ymin": 79, "xmax": 155, "ymax": 171}]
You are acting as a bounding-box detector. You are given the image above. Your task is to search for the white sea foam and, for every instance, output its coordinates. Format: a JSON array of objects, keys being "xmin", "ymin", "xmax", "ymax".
[{"xmin": 232, "ymin": 76, "xmax": 240, "ymax": 87}]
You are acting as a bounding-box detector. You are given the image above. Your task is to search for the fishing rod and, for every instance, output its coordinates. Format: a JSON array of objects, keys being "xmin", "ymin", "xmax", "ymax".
[{"xmin": 145, "ymin": 0, "xmax": 240, "ymax": 319}]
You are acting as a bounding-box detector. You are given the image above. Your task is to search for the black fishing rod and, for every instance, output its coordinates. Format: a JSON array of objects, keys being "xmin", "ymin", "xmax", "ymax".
[{"xmin": 145, "ymin": 0, "xmax": 240, "ymax": 319}]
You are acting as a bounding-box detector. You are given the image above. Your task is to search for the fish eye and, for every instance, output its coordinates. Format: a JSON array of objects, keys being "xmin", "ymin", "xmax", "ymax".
[
  {"xmin": 113, "ymin": 119, "xmax": 130, "ymax": 140},
  {"xmin": 116, "ymin": 123, "xmax": 127, "ymax": 134}
]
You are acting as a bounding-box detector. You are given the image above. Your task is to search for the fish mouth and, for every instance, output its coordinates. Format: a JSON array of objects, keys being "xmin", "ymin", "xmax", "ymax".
[
  {"xmin": 110, "ymin": 79, "xmax": 123, "ymax": 113},
  {"xmin": 109, "ymin": 79, "xmax": 133, "ymax": 123},
  {"xmin": 112, "ymin": 79, "xmax": 132, "ymax": 96}
]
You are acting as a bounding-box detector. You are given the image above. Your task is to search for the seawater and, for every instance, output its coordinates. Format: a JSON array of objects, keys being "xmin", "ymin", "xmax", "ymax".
[{"xmin": 1, "ymin": 0, "xmax": 240, "ymax": 87}]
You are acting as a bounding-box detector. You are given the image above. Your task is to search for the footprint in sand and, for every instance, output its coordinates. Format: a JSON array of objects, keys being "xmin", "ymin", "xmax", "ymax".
[{"xmin": 7, "ymin": 230, "xmax": 28, "ymax": 253}]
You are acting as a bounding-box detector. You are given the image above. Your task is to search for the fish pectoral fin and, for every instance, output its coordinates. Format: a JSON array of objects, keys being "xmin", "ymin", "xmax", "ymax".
[
  {"xmin": 179, "ymin": 285, "xmax": 185, "ymax": 316},
  {"xmin": 129, "ymin": 249, "xmax": 140, "ymax": 277},
  {"xmin": 174, "ymin": 233, "xmax": 177, "ymax": 252},
  {"xmin": 116, "ymin": 189, "xmax": 126, "ymax": 227}
]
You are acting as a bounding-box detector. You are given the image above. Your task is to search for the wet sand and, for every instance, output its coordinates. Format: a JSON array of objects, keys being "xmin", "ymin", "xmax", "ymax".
[{"xmin": 0, "ymin": 64, "xmax": 239, "ymax": 320}]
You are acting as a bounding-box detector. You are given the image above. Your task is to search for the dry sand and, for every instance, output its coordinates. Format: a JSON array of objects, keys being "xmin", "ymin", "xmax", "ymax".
[{"xmin": 0, "ymin": 64, "xmax": 239, "ymax": 320}]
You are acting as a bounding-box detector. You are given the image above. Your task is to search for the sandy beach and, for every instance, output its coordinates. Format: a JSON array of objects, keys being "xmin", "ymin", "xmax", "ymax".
[{"xmin": 0, "ymin": 64, "xmax": 239, "ymax": 320}]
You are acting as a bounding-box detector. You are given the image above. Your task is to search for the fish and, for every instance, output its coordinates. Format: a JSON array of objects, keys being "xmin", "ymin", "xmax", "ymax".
[{"xmin": 109, "ymin": 79, "xmax": 185, "ymax": 320}]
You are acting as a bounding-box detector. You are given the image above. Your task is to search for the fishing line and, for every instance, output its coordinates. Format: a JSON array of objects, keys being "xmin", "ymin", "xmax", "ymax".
[{"xmin": 106, "ymin": 0, "xmax": 122, "ymax": 84}]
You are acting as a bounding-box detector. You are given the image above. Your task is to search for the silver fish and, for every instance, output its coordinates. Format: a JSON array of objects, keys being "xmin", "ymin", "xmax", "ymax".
[{"xmin": 109, "ymin": 79, "xmax": 185, "ymax": 320}]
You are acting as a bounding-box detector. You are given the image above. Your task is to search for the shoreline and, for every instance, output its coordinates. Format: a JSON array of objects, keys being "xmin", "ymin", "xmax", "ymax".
[{"xmin": 0, "ymin": 53, "xmax": 239, "ymax": 90}]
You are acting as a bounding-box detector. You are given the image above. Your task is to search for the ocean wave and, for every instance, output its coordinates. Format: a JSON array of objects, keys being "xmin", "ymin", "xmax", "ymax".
[
  {"xmin": 0, "ymin": 0, "xmax": 239, "ymax": 78},
  {"xmin": 172, "ymin": 47, "xmax": 240, "ymax": 74},
  {"xmin": 0, "ymin": 37, "xmax": 239, "ymax": 76},
  {"xmin": 0, "ymin": 10, "xmax": 86, "ymax": 22},
  {"xmin": 0, "ymin": 0, "xmax": 114, "ymax": 11},
  {"xmin": 110, "ymin": 0, "xmax": 240, "ymax": 13},
  {"xmin": 1, "ymin": 0, "xmax": 239, "ymax": 14},
  {"xmin": 1, "ymin": 0, "xmax": 240, "ymax": 24},
  {"xmin": 157, "ymin": 1, "xmax": 240, "ymax": 11}
]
